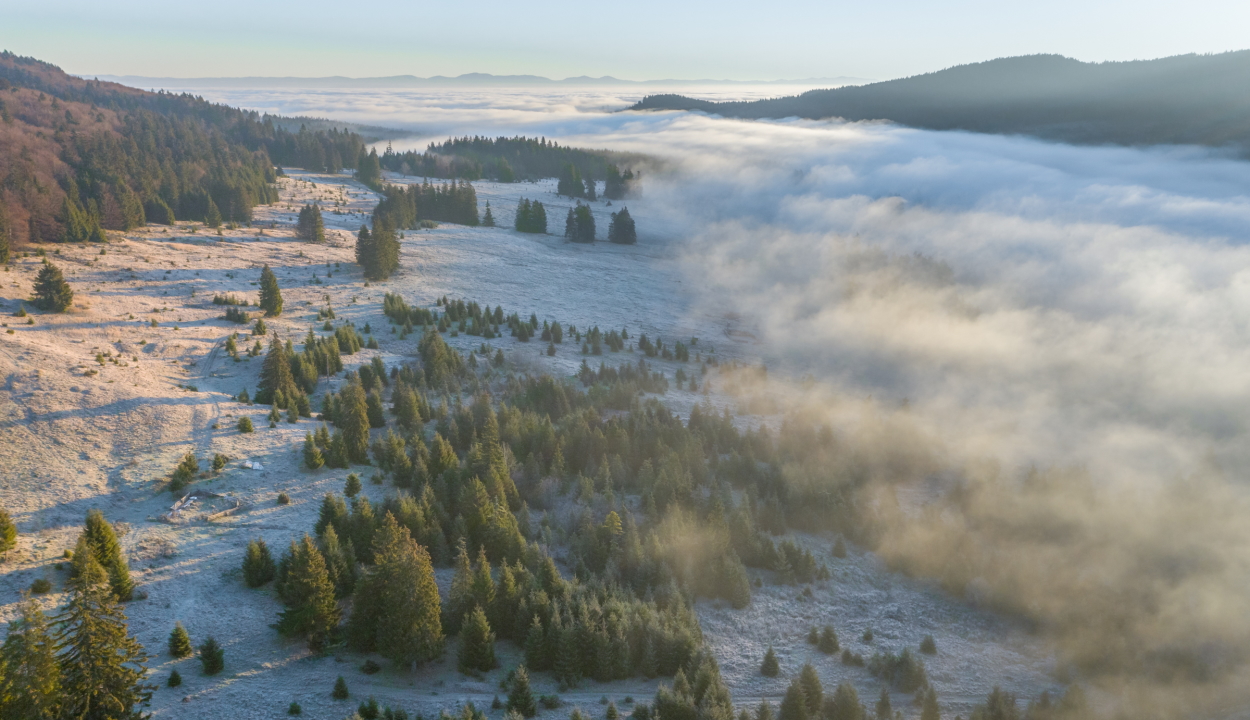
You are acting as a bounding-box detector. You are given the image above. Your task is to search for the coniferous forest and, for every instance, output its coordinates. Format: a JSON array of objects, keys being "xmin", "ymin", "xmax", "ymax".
[
  {"xmin": 0, "ymin": 52, "xmax": 367, "ymax": 245},
  {"xmin": 379, "ymin": 136, "xmax": 644, "ymax": 185}
]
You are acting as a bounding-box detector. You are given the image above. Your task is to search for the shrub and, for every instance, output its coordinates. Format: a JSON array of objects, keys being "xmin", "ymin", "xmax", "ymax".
[
  {"xmin": 862, "ymin": 628, "xmax": 874, "ymax": 643},
  {"xmin": 333, "ymin": 676, "xmax": 350, "ymax": 699},
  {"xmin": 168, "ymin": 669, "xmax": 182, "ymax": 687},
  {"xmin": 818, "ymin": 626, "xmax": 839, "ymax": 654},
  {"xmin": 840, "ymin": 649, "xmax": 865, "ymax": 667},
  {"xmin": 30, "ymin": 577, "xmax": 51, "ymax": 594},
  {"xmin": 806, "ymin": 627, "xmax": 819, "ymax": 645},
  {"xmin": 288, "ymin": 701, "xmax": 302, "ymax": 715},
  {"xmin": 540, "ymin": 695, "xmax": 562, "ymax": 709},
  {"xmin": 238, "ymin": 416, "xmax": 254, "ymax": 433},
  {"xmin": 760, "ymin": 647, "xmax": 780, "ymax": 677},
  {"xmin": 362, "ymin": 659, "xmax": 381, "ymax": 674},
  {"xmin": 920, "ymin": 635, "xmax": 937, "ymax": 655},
  {"xmin": 358, "ymin": 697, "xmax": 380, "ymax": 719},
  {"xmin": 169, "ymin": 452, "xmax": 199, "ymax": 494},
  {"xmin": 199, "ymin": 636, "xmax": 224, "ymax": 674},
  {"xmin": 212, "ymin": 453, "xmax": 228, "ymax": 472},
  {"xmin": 277, "ymin": 492, "xmax": 291, "ymax": 505},
  {"xmin": 0, "ymin": 505, "xmax": 14, "ymax": 557}
]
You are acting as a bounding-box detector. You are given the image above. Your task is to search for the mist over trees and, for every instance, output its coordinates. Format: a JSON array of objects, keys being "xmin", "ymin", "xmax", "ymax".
[
  {"xmin": 379, "ymin": 136, "xmax": 643, "ymax": 183},
  {"xmin": 631, "ymin": 51, "xmax": 1250, "ymax": 153}
]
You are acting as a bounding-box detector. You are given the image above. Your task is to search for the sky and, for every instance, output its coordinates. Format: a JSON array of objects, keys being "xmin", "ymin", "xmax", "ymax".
[{"xmin": 6, "ymin": 0, "xmax": 1250, "ymax": 81}]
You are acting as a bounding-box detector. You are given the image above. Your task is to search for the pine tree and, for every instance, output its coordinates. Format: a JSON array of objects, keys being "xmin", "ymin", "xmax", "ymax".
[
  {"xmin": 458, "ymin": 606, "xmax": 497, "ymax": 673},
  {"xmin": 243, "ymin": 539, "xmax": 277, "ymax": 587},
  {"xmin": 277, "ymin": 535, "xmax": 340, "ymax": 652},
  {"xmin": 167, "ymin": 670, "xmax": 181, "ymax": 688},
  {"xmin": 366, "ymin": 391, "xmax": 385, "ymax": 428},
  {"xmin": 78, "ymin": 509, "xmax": 133, "ymax": 601},
  {"xmin": 32, "ymin": 262, "xmax": 73, "ymax": 312},
  {"xmin": 333, "ymin": 676, "xmax": 350, "ymax": 700},
  {"xmin": 337, "ymin": 380, "xmax": 371, "ymax": 464},
  {"xmin": 345, "ymin": 474, "xmax": 362, "ymax": 498},
  {"xmin": 483, "ymin": 202, "xmax": 495, "ymax": 227},
  {"xmin": 259, "ymin": 264, "xmax": 283, "ymax": 317},
  {"xmin": 779, "ymin": 679, "xmax": 807, "ymax": 720},
  {"xmin": 199, "ymin": 636, "xmax": 224, "ymax": 675},
  {"xmin": 304, "ymin": 433, "xmax": 325, "ymax": 469},
  {"xmin": 0, "ymin": 505, "xmax": 15, "ymax": 558},
  {"xmin": 760, "ymin": 646, "xmax": 780, "ymax": 677},
  {"xmin": 507, "ymin": 664, "xmax": 537, "ymax": 717},
  {"xmin": 564, "ymin": 208, "xmax": 575, "ymax": 239},
  {"xmin": 256, "ymin": 335, "xmax": 298, "ymax": 406},
  {"xmin": 798, "ymin": 663, "xmax": 823, "ymax": 714},
  {"xmin": 607, "ymin": 207, "xmax": 636, "ymax": 244},
  {"xmin": 0, "ymin": 597, "xmax": 62, "ymax": 720},
  {"xmin": 205, "ymin": 197, "xmax": 223, "ymax": 228},
  {"xmin": 53, "ymin": 556, "xmax": 152, "ymax": 718},
  {"xmin": 168, "ymin": 622, "xmax": 193, "ymax": 658}
]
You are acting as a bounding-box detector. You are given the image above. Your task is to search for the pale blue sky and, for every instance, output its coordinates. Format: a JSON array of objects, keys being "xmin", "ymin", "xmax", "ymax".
[{"xmin": 6, "ymin": 0, "xmax": 1249, "ymax": 81}]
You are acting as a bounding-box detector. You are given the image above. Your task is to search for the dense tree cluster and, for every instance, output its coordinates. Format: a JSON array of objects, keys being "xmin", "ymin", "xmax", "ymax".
[
  {"xmin": 607, "ymin": 207, "xmax": 636, "ymax": 245},
  {"xmin": 514, "ymin": 199, "xmax": 548, "ymax": 234},
  {"xmin": 603, "ymin": 165, "xmax": 641, "ymax": 200},
  {"xmin": 355, "ymin": 223, "xmax": 401, "ymax": 281},
  {"xmin": 372, "ymin": 179, "xmax": 479, "ymax": 229},
  {"xmin": 296, "ymin": 203, "xmax": 325, "ymax": 242},
  {"xmin": 564, "ymin": 205, "xmax": 595, "ymax": 243},
  {"xmin": 379, "ymin": 136, "xmax": 638, "ymax": 183}
]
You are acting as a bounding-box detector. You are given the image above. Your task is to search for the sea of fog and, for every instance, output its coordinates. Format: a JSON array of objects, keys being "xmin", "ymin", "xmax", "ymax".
[{"xmin": 143, "ymin": 84, "xmax": 1250, "ymax": 708}]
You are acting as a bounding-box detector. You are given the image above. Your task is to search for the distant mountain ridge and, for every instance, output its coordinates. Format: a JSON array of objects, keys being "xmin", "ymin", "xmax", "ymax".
[
  {"xmin": 91, "ymin": 73, "xmax": 872, "ymax": 89},
  {"xmin": 629, "ymin": 51, "xmax": 1250, "ymax": 152}
]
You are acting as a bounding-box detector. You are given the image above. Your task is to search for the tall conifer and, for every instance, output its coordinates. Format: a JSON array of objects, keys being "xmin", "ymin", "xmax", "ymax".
[{"xmin": 259, "ymin": 264, "xmax": 283, "ymax": 316}]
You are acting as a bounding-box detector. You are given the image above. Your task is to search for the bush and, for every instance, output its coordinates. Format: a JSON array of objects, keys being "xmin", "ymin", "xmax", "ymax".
[
  {"xmin": 818, "ymin": 626, "xmax": 839, "ymax": 654},
  {"xmin": 199, "ymin": 636, "xmax": 224, "ymax": 674},
  {"xmin": 288, "ymin": 701, "xmax": 302, "ymax": 715},
  {"xmin": 212, "ymin": 453, "xmax": 228, "ymax": 472},
  {"xmin": 277, "ymin": 492, "xmax": 291, "ymax": 505},
  {"xmin": 760, "ymin": 647, "xmax": 780, "ymax": 677},
  {"xmin": 0, "ymin": 505, "xmax": 14, "ymax": 557},
  {"xmin": 841, "ymin": 649, "xmax": 865, "ymax": 667},
  {"xmin": 540, "ymin": 695, "xmax": 562, "ymax": 709},
  {"xmin": 168, "ymin": 669, "xmax": 182, "ymax": 687},
  {"xmin": 30, "ymin": 577, "xmax": 51, "ymax": 594},
  {"xmin": 169, "ymin": 452, "xmax": 199, "ymax": 494},
  {"xmin": 238, "ymin": 416, "xmax": 254, "ymax": 433},
  {"xmin": 358, "ymin": 697, "xmax": 380, "ymax": 719},
  {"xmin": 920, "ymin": 635, "xmax": 937, "ymax": 655},
  {"xmin": 806, "ymin": 627, "xmax": 819, "ymax": 645},
  {"xmin": 333, "ymin": 676, "xmax": 350, "ymax": 699},
  {"xmin": 862, "ymin": 628, "xmax": 874, "ymax": 643},
  {"xmin": 362, "ymin": 659, "xmax": 381, "ymax": 674}
]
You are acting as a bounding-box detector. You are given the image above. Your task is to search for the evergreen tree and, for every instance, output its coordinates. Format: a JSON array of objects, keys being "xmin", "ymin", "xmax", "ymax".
[
  {"xmin": 482, "ymin": 202, "xmax": 495, "ymax": 227},
  {"xmin": 256, "ymin": 335, "xmax": 299, "ymax": 406},
  {"xmin": 243, "ymin": 539, "xmax": 277, "ymax": 587},
  {"xmin": 78, "ymin": 509, "xmax": 133, "ymax": 601},
  {"xmin": 277, "ymin": 535, "xmax": 340, "ymax": 652},
  {"xmin": 205, "ymin": 197, "xmax": 223, "ymax": 228},
  {"xmin": 167, "ymin": 670, "xmax": 181, "ymax": 688},
  {"xmin": 32, "ymin": 262, "xmax": 73, "ymax": 312},
  {"xmin": 298, "ymin": 204, "xmax": 326, "ymax": 242},
  {"xmin": 367, "ymin": 391, "xmax": 386, "ymax": 428},
  {"xmin": 507, "ymin": 664, "xmax": 537, "ymax": 717},
  {"xmin": 921, "ymin": 688, "xmax": 940, "ymax": 720},
  {"xmin": 818, "ymin": 626, "xmax": 839, "ymax": 654},
  {"xmin": 53, "ymin": 556, "xmax": 153, "ymax": 719},
  {"xmin": 304, "ymin": 433, "xmax": 325, "ymax": 469},
  {"xmin": 0, "ymin": 597, "xmax": 61, "ymax": 720},
  {"xmin": 337, "ymin": 380, "xmax": 371, "ymax": 464},
  {"xmin": 564, "ymin": 208, "xmax": 575, "ymax": 239},
  {"xmin": 607, "ymin": 207, "xmax": 636, "ymax": 244},
  {"xmin": 168, "ymin": 622, "xmax": 193, "ymax": 658},
  {"xmin": 829, "ymin": 685, "xmax": 863, "ymax": 720},
  {"xmin": 557, "ymin": 163, "xmax": 585, "ymax": 198},
  {"xmin": 345, "ymin": 474, "xmax": 362, "ymax": 498},
  {"xmin": 333, "ymin": 676, "xmax": 350, "ymax": 700},
  {"xmin": 798, "ymin": 663, "xmax": 823, "ymax": 715},
  {"xmin": 583, "ymin": 177, "xmax": 597, "ymax": 201},
  {"xmin": 760, "ymin": 646, "xmax": 780, "ymax": 677},
  {"xmin": 875, "ymin": 687, "xmax": 891, "ymax": 720},
  {"xmin": 259, "ymin": 264, "xmax": 283, "ymax": 317},
  {"xmin": 567, "ymin": 205, "xmax": 595, "ymax": 243},
  {"xmin": 169, "ymin": 452, "xmax": 198, "ymax": 494},
  {"xmin": 0, "ymin": 203, "xmax": 10, "ymax": 265},
  {"xmin": 0, "ymin": 505, "xmax": 15, "ymax": 558},
  {"xmin": 779, "ymin": 679, "xmax": 808, "ymax": 720},
  {"xmin": 373, "ymin": 514, "xmax": 444, "ymax": 668},
  {"xmin": 356, "ymin": 148, "xmax": 383, "ymax": 187},
  {"xmin": 458, "ymin": 606, "xmax": 497, "ymax": 673},
  {"xmin": 199, "ymin": 636, "xmax": 224, "ymax": 675}
]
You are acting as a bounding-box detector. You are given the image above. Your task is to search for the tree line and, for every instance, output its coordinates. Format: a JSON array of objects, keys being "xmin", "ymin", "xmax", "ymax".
[{"xmin": 379, "ymin": 136, "xmax": 643, "ymax": 184}]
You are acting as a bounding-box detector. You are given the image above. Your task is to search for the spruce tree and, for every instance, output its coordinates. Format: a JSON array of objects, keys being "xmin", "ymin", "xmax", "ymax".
[
  {"xmin": 32, "ymin": 262, "xmax": 73, "ymax": 313},
  {"xmin": 374, "ymin": 514, "xmax": 444, "ymax": 668},
  {"xmin": 779, "ymin": 679, "xmax": 807, "ymax": 720},
  {"xmin": 199, "ymin": 636, "xmax": 224, "ymax": 675},
  {"xmin": 256, "ymin": 335, "xmax": 298, "ymax": 406},
  {"xmin": 169, "ymin": 452, "xmax": 198, "ymax": 494},
  {"xmin": 277, "ymin": 535, "xmax": 340, "ymax": 651},
  {"xmin": 829, "ymin": 684, "xmax": 862, "ymax": 720},
  {"xmin": 0, "ymin": 505, "xmax": 15, "ymax": 558},
  {"xmin": 921, "ymin": 688, "xmax": 940, "ymax": 720},
  {"xmin": 875, "ymin": 687, "xmax": 891, "ymax": 720},
  {"xmin": 345, "ymin": 473, "xmax": 362, "ymax": 498},
  {"xmin": 304, "ymin": 433, "xmax": 325, "ymax": 469},
  {"xmin": 259, "ymin": 265, "xmax": 283, "ymax": 317},
  {"xmin": 818, "ymin": 626, "xmax": 839, "ymax": 654},
  {"xmin": 798, "ymin": 663, "xmax": 823, "ymax": 715},
  {"xmin": 78, "ymin": 509, "xmax": 133, "ymax": 601},
  {"xmin": 0, "ymin": 203, "xmax": 10, "ymax": 265},
  {"xmin": 167, "ymin": 669, "xmax": 181, "ymax": 688},
  {"xmin": 355, "ymin": 224, "xmax": 374, "ymax": 272},
  {"xmin": 337, "ymin": 380, "xmax": 371, "ymax": 464},
  {"xmin": 205, "ymin": 197, "xmax": 223, "ymax": 228},
  {"xmin": 243, "ymin": 539, "xmax": 277, "ymax": 587},
  {"xmin": 0, "ymin": 597, "xmax": 62, "ymax": 720},
  {"xmin": 760, "ymin": 646, "xmax": 780, "ymax": 677},
  {"xmin": 507, "ymin": 664, "xmax": 537, "ymax": 717},
  {"xmin": 458, "ymin": 605, "xmax": 497, "ymax": 673},
  {"xmin": 168, "ymin": 622, "xmax": 193, "ymax": 658},
  {"xmin": 483, "ymin": 202, "xmax": 495, "ymax": 227},
  {"xmin": 333, "ymin": 676, "xmax": 350, "ymax": 700},
  {"xmin": 53, "ymin": 556, "xmax": 152, "ymax": 718}
]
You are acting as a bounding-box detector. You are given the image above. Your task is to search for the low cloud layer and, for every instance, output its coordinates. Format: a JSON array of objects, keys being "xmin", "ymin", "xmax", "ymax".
[{"xmin": 192, "ymin": 87, "xmax": 1250, "ymax": 710}]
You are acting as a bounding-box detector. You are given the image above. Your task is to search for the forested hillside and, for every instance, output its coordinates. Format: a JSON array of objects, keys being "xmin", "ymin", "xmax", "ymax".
[
  {"xmin": 0, "ymin": 52, "xmax": 367, "ymax": 246},
  {"xmin": 631, "ymin": 51, "xmax": 1250, "ymax": 152}
]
